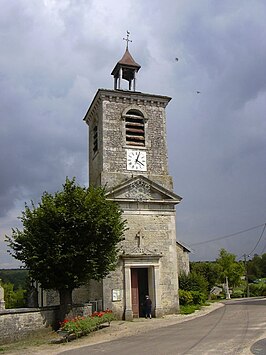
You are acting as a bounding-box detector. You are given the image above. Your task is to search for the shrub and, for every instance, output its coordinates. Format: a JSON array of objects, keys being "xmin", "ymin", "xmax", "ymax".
[
  {"xmin": 231, "ymin": 289, "xmax": 244, "ymax": 298},
  {"xmin": 249, "ymin": 283, "xmax": 266, "ymax": 297},
  {"xmin": 190, "ymin": 291, "xmax": 207, "ymax": 305},
  {"xmin": 179, "ymin": 272, "xmax": 208, "ymax": 295},
  {"xmin": 179, "ymin": 290, "xmax": 193, "ymax": 306}
]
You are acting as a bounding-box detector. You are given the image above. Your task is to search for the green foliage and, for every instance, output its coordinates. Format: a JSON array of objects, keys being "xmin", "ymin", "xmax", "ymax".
[
  {"xmin": 179, "ymin": 271, "xmax": 208, "ymax": 295},
  {"xmin": 180, "ymin": 304, "xmax": 201, "ymax": 314},
  {"xmin": 231, "ymin": 289, "xmax": 244, "ymax": 298},
  {"xmin": 59, "ymin": 310, "xmax": 115, "ymax": 337},
  {"xmin": 190, "ymin": 262, "xmax": 220, "ymax": 291},
  {"xmin": 178, "ymin": 289, "xmax": 193, "ymax": 305},
  {"xmin": 248, "ymin": 283, "xmax": 266, "ymax": 297},
  {"xmin": 216, "ymin": 249, "xmax": 245, "ymax": 287},
  {"xmin": 6, "ymin": 177, "xmax": 127, "ymax": 306},
  {"xmin": 0, "ymin": 269, "xmax": 29, "ymax": 290},
  {"xmin": 178, "ymin": 289, "xmax": 206, "ymax": 306},
  {"xmin": 190, "ymin": 291, "xmax": 207, "ymax": 304},
  {"xmin": 247, "ymin": 253, "xmax": 266, "ymax": 281},
  {"xmin": 1, "ymin": 282, "xmax": 26, "ymax": 308}
]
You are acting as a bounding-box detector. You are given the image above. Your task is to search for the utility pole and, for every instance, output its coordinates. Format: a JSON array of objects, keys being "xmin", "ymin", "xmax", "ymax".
[{"xmin": 243, "ymin": 254, "xmax": 250, "ymax": 297}]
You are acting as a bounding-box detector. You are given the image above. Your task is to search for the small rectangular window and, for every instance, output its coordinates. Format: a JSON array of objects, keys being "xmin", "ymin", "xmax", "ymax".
[{"xmin": 93, "ymin": 125, "xmax": 98, "ymax": 153}]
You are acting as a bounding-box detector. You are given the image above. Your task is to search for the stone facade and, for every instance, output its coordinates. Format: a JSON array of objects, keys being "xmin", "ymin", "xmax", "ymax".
[
  {"xmin": 83, "ymin": 70, "xmax": 185, "ymax": 319},
  {"xmin": 176, "ymin": 241, "xmax": 191, "ymax": 275},
  {"xmin": 84, "ymin": 89, "xmax": 173, "ymax": 191},
  {"xmin": 32, "ymin": 50, "xmax": 190, "ymax": 320},
  {"xmin": 21, "ymin": 47, "xmax": 190, "ymax": 322}
]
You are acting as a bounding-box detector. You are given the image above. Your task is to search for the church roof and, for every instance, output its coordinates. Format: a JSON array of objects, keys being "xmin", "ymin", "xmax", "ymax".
[
  {"xmin": 176, "ymin": 240, "xmax": 192, "ymax": 253},
  {"xmin": 111, "ymin": 48, "xmax": 141, "ymax": 77}
]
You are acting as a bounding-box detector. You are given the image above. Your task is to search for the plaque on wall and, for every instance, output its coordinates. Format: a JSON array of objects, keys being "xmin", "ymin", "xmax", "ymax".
[{"xmin": 112, "ymin": 289, "xmax": 122, "ymax": 301}]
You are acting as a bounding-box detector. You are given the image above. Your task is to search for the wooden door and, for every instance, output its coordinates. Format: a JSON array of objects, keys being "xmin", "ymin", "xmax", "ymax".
[{"xmin": 131, "ymin": 268, "xmax": 139, "ymax": 317}]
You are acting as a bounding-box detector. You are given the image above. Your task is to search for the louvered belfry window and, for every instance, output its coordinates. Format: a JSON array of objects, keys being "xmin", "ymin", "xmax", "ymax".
[{"xmin": 125, "ymin": 109, "xmax": 145, "ymax": 146}]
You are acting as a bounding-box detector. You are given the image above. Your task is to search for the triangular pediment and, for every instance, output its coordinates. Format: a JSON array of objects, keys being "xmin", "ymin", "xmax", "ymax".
[{"xmin": 106, "ymin": 175, "xmax": 182, "ymax": 205}]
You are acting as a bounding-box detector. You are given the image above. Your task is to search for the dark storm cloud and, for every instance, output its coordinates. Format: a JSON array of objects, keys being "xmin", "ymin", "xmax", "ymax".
[{"xmin": 1, "ymin": 0, "xmax": 266, "ymax": 266}]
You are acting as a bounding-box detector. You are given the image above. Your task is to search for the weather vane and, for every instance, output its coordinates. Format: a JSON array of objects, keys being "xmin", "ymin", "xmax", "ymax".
[{"xmin": 123, "ymin": 30, "xmax": 132, "ymax": 50}]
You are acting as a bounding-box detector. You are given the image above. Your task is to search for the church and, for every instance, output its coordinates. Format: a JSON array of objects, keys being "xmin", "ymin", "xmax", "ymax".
[
  {"xmin": 82, "ymin": 36, "xmax": 190, "ymax": 320},
  {"xmin": 35, "ymin": 36, "xmax": 190, "ymax": 319}
]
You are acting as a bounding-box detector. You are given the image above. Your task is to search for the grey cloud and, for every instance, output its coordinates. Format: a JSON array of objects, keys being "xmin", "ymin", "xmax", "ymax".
[{"xmin": 1, "ymin": 0, "xmax": 266, "ymax": 266}]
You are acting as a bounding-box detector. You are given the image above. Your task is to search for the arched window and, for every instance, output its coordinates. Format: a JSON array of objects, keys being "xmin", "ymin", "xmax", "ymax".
[{"xmin": 125, "ymin": 109, "xmax": 145, "ymax": 146}]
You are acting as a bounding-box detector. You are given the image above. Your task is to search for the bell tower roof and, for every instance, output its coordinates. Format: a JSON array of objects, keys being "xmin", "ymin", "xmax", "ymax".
[
  {"xmin": 112, "ymin": 48, "xmax": 141, "ymax": 74},
  {"xmin": 111, "ymin": 31, "xmax": 141, "ymax": 91}
]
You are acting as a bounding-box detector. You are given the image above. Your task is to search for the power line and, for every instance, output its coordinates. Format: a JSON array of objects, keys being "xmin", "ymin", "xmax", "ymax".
[
  {"xmin": 248, "ymin": 223, "xmax": 266, "ymax": 256},
  {"xmin": 189, "ymin": 223, "xmax": 266, "ymax": 246}
]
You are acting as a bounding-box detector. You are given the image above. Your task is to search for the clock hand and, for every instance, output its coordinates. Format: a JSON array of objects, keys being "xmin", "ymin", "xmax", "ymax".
[
  {"xmin": 136, "ymin": 160, "xmax": 144, "ymax": 166},
  {"xmin": 135, "ymin": 152, "xmax": 140, "ymax": 163}
]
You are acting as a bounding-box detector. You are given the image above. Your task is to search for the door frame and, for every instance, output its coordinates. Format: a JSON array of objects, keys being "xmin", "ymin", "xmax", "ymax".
[{"xmin": 123, "ymin": 255, "xmax": 162, "ymax": 321}]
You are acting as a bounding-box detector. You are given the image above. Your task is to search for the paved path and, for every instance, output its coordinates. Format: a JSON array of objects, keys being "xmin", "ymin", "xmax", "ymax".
[
  {"xmin": 58, "ymin": 298, "xmax": 266, "ymax": 355},
  {"xmin": 23, "ymin": 302, "xmax": 224, "ymax": 355}
]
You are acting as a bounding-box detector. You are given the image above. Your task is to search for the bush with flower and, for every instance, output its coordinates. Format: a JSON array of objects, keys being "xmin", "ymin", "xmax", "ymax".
[{"xmin": 59, "ymin": 309, "xmax": 115, "ymax": 338}]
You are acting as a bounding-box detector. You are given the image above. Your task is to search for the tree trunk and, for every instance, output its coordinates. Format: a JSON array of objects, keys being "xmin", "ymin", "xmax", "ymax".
[{"xmin": 56, "ymin": 288, "xmax": 73, "ymax": 328}]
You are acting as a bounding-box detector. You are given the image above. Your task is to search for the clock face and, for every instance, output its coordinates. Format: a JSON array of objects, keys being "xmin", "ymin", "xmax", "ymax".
[{"xmin": 127, "ymin": 150, "xmax": 147, "ymax": 171}]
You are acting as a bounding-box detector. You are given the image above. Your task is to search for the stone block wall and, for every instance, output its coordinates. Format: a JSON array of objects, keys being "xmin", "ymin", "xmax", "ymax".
[
  {"xmin": 0, "ymin": 304, "xmax": 92, "ymax": 344},
  {"xmin": 176, "ymin": 243, "xmax": 190, "ymax": 275},
  {"xmin": 86, "ymin": 89, "xmax": 173, "ymax": 191},
  {"xmin": 0, "ymin": 307, "xmax": 57, "ymax": 344},
  {"xmin": 101, "ymin": 210, "xmax": 179, "ymax": 318}
]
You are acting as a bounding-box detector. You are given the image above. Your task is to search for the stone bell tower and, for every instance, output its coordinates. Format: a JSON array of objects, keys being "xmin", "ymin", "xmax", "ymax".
[{"xmin": 84, "ymin": 33, "xmax": 182, "ymax": 320}]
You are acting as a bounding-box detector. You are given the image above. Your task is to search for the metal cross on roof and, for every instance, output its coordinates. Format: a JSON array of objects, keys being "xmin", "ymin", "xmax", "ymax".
[{"xmin": 123, "ymin": 30, "xmax": 132, "ymax": 49}]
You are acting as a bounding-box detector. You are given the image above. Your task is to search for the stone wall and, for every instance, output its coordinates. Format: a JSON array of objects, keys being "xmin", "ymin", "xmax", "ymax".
[
  {"xmin": 86, "ymin": 89, "xmax": 173, "ymax": 191},
  {"xmin": 101, "ymin": 210, "xmax": 179, "ymax": 318},
  {"xmin": 176, "ymin": 243, "xmax": 190, "ymax": 275},
  {"xmin": 0, "ymin": 307, "xmax": 57, "ymax": 344},
  {"xmin": 0, "ymin": 303, "xmax": 92, "ymax": 344}
]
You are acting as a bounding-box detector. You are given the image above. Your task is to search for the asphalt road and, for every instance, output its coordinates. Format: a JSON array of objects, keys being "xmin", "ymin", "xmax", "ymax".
[{"xmin": 60, "ymin": 298, "xmax": 266, "ymax": 355}]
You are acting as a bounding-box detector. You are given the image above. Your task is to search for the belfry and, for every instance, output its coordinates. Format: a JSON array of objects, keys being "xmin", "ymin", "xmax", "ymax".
[{"xmin": 83, "ymin": 33, "xmax": 189, "ymax": 320}]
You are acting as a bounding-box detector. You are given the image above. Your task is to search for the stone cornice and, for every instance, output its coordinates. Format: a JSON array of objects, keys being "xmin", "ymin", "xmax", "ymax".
[{"xmin": 83, "ymin": 88, "xmax": 171, "ymax": 124}]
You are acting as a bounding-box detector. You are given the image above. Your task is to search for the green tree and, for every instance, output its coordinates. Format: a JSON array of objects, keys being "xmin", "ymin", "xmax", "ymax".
[
  {"xmin": 190, "ymin": 261, "xmax": 220, "ymax": 291},
  {"xmin": 6, "ymin": 178, "xmax": 126, "ymax": 319},
  {"xmin": 216, "ymin": 249, "xmax": 245, "ymax": 298},
  {"xmin": 247, "ymin": 254, "xmax": 262, "ymax": 281},
  {"xmin": 247, "ymin": 253, "xmax": 266, "ymax": 282},
  {"xmin": 261, "ymin": 253, "xmax": 266, "ymax": 276},
  {"xmin": 1, "ymin": 281, "xmax": 26, "ymax": 308},
  {"xmin": 0, "ymin": 269, "xmax": 29, "ymax": 289},
  {"xmin": 179, "ymin": 271, "xmax": 208, "ymax": 295}
]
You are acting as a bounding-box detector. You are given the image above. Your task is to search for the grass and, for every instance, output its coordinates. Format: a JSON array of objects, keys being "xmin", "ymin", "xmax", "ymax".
[
  {"xmin": 180, "ymin": 302, "xmax": 210, "ymax": 315},
  {"xmin": 0, "ymin": 327, "xmax": 58, "ymax": 354}
]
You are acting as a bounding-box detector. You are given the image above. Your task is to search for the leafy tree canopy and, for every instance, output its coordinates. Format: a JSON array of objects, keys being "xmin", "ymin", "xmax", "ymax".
[
  {"xmin": 179, "ymin": 271, "xmax": 208, "ymax": 295},
  {"xmin": 6, "ymin": 178, "xmax": 126, "ymax": 306},
  {"xmin": 190, "ymin": 261, "xmax": 220, "ymax": 291},
  {"xmin": 216, "ymin": 248, "xmax": 245, "ymax": 287},
  {"xmin": 0, "ymin": 269, "xmax": 29, "ymax": 290},
  {"xmin": 247, "ymin": 253, "xmax": 266, "ymax": 281}
]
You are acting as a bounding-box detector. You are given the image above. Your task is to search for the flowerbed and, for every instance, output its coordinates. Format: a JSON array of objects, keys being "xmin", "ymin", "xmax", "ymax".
[{"xmin": 58, "ymin": 309, "xmax": 115, "ymax": 340}]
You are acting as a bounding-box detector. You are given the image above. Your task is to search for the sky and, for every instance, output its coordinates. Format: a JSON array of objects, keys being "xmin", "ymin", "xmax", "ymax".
[{"xmin": 1, "ymin": 0, "xmax": 266, "ymax": 268}]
